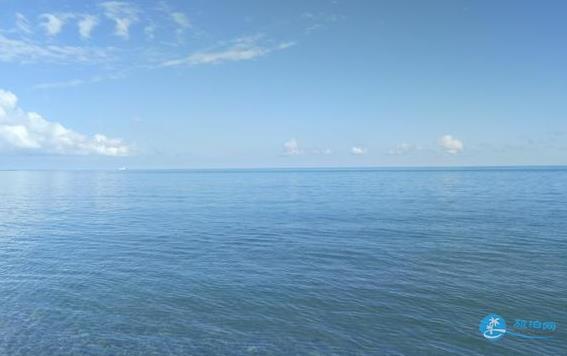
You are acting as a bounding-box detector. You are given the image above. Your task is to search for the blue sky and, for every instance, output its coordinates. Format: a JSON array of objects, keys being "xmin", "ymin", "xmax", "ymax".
[{"xmin": 0, "ymin": 0, "xmax": 566, "ymax": 169}]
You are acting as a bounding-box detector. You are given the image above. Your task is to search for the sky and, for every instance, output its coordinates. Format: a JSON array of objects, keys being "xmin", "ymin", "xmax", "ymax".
[{"xmin": 0, "ymin": 0, "xmax": 566, "ymax": 169}]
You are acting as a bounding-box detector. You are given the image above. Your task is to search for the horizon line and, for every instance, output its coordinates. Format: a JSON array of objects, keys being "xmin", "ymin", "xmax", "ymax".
[{"xmin": 1, "ymin": 164, "xmax": 567, "ymax": 172}]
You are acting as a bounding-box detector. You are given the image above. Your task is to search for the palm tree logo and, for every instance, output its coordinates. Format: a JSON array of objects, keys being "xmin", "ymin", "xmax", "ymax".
[
  {"xmin": 480, "ymin": 313, "xmax": 507, "ymax": 340},
  {"xmin": 486, "ymin": 317, "xmax": 500, "ymax": 335}
]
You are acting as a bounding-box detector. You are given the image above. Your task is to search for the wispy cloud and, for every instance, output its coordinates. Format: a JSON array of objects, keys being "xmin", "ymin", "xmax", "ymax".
[
  {"xmin": 33, "ymin": 73, "xmax": 125, "ymax": 90},
  {"xmin": 0, "ymin": 34, "xmax": 110, "ymax": 63},
  {"xmin": 439, "ymin": 134, "xmax": 464, "ymax": 154},
  {"xmin": 162, "ymin": 35, "xmax": 296, "ymax": 66},
  {"xmin": 171, "ymin": 11, "xmax": 191, "ymax": 41},
  {"xmin": 78, "ymin": 15, "xmax": 99, "ymax": 39},
  {"xmin": 171, "ymin": 12, "xmax": 191, "ymax": 29},
  {"xmin": 100, "ymin": 1, "xmax": 139, "ymax": 39},
  {"xmin": 39, "ymin": 13, "xmax": 71, "ymax": 37},
  {"xmin": 15, "ymin": 13, "xmax": 33, "ymax": 34},
  {"xmin": 33, "ymin": 79, "xmax": 86, "ymax": 90},
  {"xmin": 301, "ymin": 11, "xmax": 340, "ymax": 34},
  {"xmin": 0, "ymin": 89, "xmax": 130, "ymax": 156}
]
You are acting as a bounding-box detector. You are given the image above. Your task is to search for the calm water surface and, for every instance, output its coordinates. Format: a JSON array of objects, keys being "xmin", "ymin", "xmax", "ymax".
[{"xmin": 0, "ymin": 168, "xmax": 566, "ymax": 355}]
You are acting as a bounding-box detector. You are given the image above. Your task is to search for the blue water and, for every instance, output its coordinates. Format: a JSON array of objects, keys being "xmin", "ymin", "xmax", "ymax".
[{"xmin": 0, "ymin": 168, "xmax": 566, "ymax": 355}]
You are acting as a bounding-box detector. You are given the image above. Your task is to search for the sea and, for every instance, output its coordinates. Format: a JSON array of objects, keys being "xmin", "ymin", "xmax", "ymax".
[{"xmin": 0, "ymin": 168, "xmax": 565, "ymax": 355}]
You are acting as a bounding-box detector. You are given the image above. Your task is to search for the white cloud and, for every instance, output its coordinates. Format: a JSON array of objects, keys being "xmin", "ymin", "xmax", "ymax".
[
  {"xmin": 0, "ymin": 125, "xmax": 40, "ymax": 149},
  {"xmin": 39, "ymin": 13, "xmax": 70, "ymax": 37},
  {"xmin": 283, "ymin": 138, "xmax": 302, "ymax": 155},
  {"xmin": 0, "ymin": 34, "xmax": 109, "ymax": 63},
  {"xmin": 78, "ymin": 15, "xmax": 99, "ymax": 39},
  {"xmin": 0, "ymin": 90, "xmax": 18, "ymax": 117},
  {"xmin": 351, "ymin": 146, "xmax": 367, "ymax": 155},
  {"xmin": 171, "ymin": 12, "xmax": 191, "ymax": 29},
  {"xmin": 16, "ymin": 13, "xmax": 33, "ymax": 34},
  {"xmin": 100, "ymin": 1, "xmax": 139, "ymax": 39},
  {"xmin": 0, "ymin": 89, "xmax": 129, "ymax": 156},
  {"xmin": 163, "ymin": 35, "xmax": 296, "ymax": 66},
  {"xmin": 439, "ymin": 134, "xmax": 464, "ymax": 154}
]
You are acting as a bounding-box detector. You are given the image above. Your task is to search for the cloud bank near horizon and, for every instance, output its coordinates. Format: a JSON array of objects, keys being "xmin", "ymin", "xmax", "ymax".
[{"xmin": 0, "ymin": 89, "xmax": 130, "ymax": 156}]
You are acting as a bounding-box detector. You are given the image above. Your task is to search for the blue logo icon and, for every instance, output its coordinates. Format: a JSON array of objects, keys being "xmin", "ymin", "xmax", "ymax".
[{"xmin": 480, "ymin": 313, "xmax": 507, "ymax": 340}]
